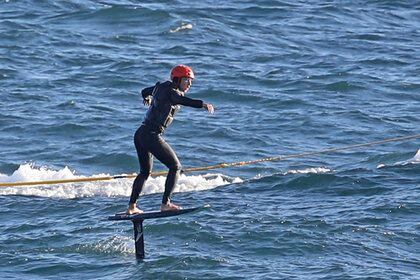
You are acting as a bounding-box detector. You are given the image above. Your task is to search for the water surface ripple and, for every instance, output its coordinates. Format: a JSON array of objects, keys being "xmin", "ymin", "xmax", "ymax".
[{"xmin": 0, "ymin": 1, "xmax": 419, "ymax": 279}]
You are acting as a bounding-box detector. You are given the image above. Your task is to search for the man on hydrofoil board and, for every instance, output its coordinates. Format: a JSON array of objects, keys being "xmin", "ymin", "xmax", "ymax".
[{"xmin": 127, "ymin": 65, "xmax": 215, "ymax": 214}]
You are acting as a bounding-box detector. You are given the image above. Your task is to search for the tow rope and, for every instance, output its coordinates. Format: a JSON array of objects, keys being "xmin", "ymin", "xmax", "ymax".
[{"xmin": 0, "ymin": 133, "xmax": 419, "ymax": 187}]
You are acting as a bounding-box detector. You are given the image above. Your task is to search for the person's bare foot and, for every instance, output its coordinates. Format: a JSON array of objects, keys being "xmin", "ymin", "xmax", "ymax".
[
  {"xmin": 161, "ymin": 201, "xmax": 182, "ymax": 212},
  {"xmin": 126, "ymin": 204, "xmax": 143, "ymax": 215}
]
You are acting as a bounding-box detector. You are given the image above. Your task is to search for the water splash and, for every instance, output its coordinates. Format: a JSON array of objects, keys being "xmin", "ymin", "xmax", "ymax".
[
  {"xmin": 0, "ymin": 164, "xmax": 241, "ymax": 199},
  {"xmin": 0, "ymin": 163, "xmax": 77, "ymax": 182},
  {"xmin": 75, "ymin": 236, "xmax": 134, "ymax": 255}
]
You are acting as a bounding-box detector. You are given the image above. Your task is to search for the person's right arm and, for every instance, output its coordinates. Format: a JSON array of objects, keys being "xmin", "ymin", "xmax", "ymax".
[
  {"xmin": 141, "ymin": 84, "xmax": 157, "ymax": 106},
  {"xmin": 141, "ymin": 86, "xmax": 154, "ymax": 99}
]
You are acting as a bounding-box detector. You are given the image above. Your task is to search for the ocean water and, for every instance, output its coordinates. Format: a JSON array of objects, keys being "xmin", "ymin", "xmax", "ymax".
[{"xmin": 0, "ymin": 1, "xmax": 419, "ymax": 279}]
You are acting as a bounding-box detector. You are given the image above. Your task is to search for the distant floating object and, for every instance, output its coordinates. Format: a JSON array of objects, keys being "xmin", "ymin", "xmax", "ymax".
[{"xmin": 170, "ymin": 23, "xmax": 193, "ymax": 33}]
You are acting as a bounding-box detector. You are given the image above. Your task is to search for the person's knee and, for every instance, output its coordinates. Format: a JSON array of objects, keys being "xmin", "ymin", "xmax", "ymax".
[
  {"xmin": 139, "ymin": 169, "xmax": 152, "ymax": 179},
  {"xmin": 169, "ymin": 161, "xmax": 182, "ymax": 173}
]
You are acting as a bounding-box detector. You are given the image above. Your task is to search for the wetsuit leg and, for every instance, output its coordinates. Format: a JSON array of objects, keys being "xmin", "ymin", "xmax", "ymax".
[
  {"xmin": 147, "ymin": 134, "xmax": 182, "ymax": 204},
  {"xmin": 129, "ymin": 129, "xmax": 153, "ymax": 205}
]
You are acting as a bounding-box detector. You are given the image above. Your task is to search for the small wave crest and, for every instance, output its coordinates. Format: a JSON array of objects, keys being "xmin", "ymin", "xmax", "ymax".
[
  {"xmin": 377, "ymin": 149, "xmax": 420, "ymax": 168},
  {"xmin": 283, "ymin": 167, "xmax": 332, "ymax": 175},
  {"xmin": 0, "ymin": 163, "xmax": 77, "ymax": 183},
  {"xmin": 0, "ymin": 164, "xmax": 241, "ymax": 199},
  {"xmin": 170, "ymin": 23, "xmax": 193, "ymax": 33},
  {"xmin": 253, "ymin": 167, "xmax": 332, "ymax": 181}
]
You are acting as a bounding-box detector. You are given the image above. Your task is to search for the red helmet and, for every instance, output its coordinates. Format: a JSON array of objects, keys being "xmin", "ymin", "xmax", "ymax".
[{"xmin": 170, "ymin": 65, "xmax": 195, "ymax": 81}]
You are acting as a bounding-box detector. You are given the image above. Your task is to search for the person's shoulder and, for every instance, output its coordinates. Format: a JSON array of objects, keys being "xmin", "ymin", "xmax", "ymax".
[
  {"xmin": 160, "ymin": 80, "xmax": 173, "ymax": 88},
  {"xmin": 162, "ymin": 81, "xmax": 181, "ymax": 95},
  {"xmin": 155, "ymin": 81, "xmax": 174, "ymax": 93}
]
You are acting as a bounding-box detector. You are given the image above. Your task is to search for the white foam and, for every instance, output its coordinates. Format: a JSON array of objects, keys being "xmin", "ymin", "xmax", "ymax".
[
  {"xmin": 253, "ymin": 166, "xmax": 332, "ymax": 180},
  {"xmin": 284, "ymin": 167, "xmax": 331, "ymax": 175},
  {"xmin": 0, "ymin": 163, "xmax": 77, "ymax": 182},
  {"xmin": 170, "ymin": 23, "xmax": 193, "ymax": 33},
  {"xmin": 377, "ymin": 149, "xmax": 420, "ymax": 168},
  {"xmin": 0, "ymin": 164, "xmax": 242, "ymax": 199},
  {"xmin": 76, "ymin": 236, "xmax": 134, "ymax": 255}
]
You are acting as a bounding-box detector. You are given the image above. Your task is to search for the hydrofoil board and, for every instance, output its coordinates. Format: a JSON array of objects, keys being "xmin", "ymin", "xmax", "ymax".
[{"xmin": 108, "ymin": 205, "xmax": 208, "ymax": 221}]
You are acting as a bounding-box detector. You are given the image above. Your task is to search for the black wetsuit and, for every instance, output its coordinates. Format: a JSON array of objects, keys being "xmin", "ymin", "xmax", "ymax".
[{"xmin": 129, "ymin": 81, "xmax": 203, "ymax": 205}]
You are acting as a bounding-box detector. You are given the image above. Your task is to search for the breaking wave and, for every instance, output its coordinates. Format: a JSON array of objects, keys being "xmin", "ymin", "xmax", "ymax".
[{"xmin": 0, "ymin": 164, "xmax": 242, "ymax": 199}]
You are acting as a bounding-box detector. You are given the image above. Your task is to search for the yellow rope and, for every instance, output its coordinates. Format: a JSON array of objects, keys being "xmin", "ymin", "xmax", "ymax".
[{"xmin": 1, "ymin": 133, "xmax": 419, "ymax": 187}]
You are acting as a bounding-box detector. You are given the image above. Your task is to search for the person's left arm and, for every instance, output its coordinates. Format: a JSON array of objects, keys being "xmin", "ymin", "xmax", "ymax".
[
  {"xmin": 170, "ymin": 90, "xmax": 204, "ymax": 108},
  {"xmin": 170, "ymin": 90, "xmax": 215, "ymax": 113}
]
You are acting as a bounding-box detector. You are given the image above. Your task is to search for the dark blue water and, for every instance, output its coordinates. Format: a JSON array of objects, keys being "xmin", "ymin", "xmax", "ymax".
[{"xmin": 1, "ymin": 1, "xmax": 419, "ymax": 279}]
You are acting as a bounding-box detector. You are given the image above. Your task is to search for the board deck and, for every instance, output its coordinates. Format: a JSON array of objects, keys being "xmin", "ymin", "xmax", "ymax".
[{"xmin": 108, "ymin": 205, "xmax": 207, "ymax": 221}]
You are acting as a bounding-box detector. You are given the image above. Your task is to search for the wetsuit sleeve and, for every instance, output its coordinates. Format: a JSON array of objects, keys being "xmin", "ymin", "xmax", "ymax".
[
  {"xmin": 169, "ymin": 90, "xmax": 204, "ymax": 108},
  {"xmin": 141, "ymin": 86, "xmax": 155, "ymax": 99}
]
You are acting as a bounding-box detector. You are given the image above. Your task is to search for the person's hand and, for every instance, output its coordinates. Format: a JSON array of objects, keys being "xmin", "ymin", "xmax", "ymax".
[
  {"xmin": 203, "ymin": 103, "xmax": 215, "ymax": 114},
  {"xmin": 143, "ymin": 96, "xmax": 152, "ymax": 106}
]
